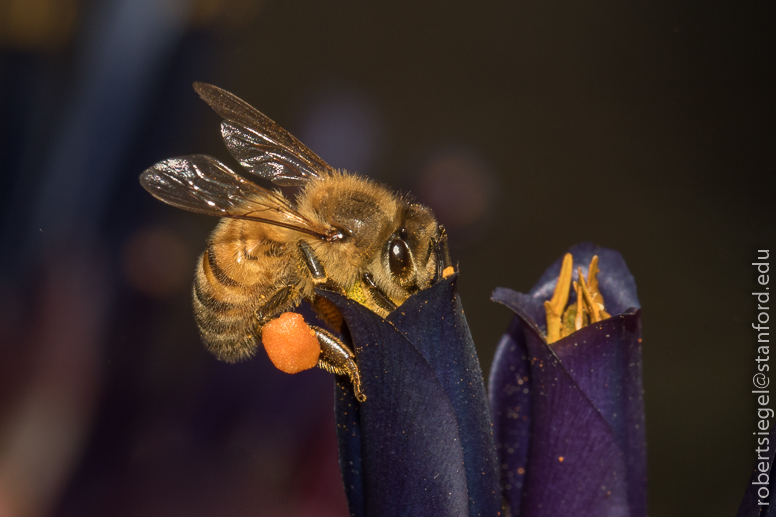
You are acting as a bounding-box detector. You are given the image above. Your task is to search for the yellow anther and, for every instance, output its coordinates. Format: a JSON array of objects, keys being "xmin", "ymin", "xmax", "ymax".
[
  {"xmin": 587, "ymin": 256, "xmax": 600, "ymax": 297},
  {"xmin": 544, "ymin": 253, "xmax": 611, "ymax": 343},
  {"xmin": 544, "ymin": 253, "xmax": 573, "ymax": 343},
  {"xmin": 586, "ymin": 255, "xmax": 609, "ymax": 318},
  {"xmin": 577, "ymin": 267, "xmax": 601, "ymax": 323},
  {"xmin": 574, "ymin": 280, "xmax": 585, "ymax": 331}
]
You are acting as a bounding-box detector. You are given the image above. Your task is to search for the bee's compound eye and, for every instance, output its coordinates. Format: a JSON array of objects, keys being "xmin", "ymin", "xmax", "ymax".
[{"xmin": 389, "ymin": 238, "xmax": 411, "ymax": 278}]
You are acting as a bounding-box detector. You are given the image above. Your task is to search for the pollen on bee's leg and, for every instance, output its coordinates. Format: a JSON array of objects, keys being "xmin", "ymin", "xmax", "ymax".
[
  {"xmin": 442, "ymin": 266, "xmax": 455, "ymax": 279},
  {"xmin": 312, "ymin": 296, "xmax": 344, "ymax": 332},
  {"xmin": 261, "ymin": 312, "xmax": 321, "ymax": 374}
]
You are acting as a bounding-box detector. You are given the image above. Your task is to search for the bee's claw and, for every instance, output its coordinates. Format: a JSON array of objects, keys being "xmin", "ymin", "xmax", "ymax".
[
  {"xmin": 349, "ymin": 366, "xmax": 366, "ymax": 403},
  {"xmin": 312, "ymin": 325, "xmax": 366, "ymax": 402}
]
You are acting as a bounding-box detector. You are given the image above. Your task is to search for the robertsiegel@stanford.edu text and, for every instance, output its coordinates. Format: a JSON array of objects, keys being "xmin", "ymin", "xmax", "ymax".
[{"xmin": 752, "ymin": 250, "xmax": 771, "ymax": 507}]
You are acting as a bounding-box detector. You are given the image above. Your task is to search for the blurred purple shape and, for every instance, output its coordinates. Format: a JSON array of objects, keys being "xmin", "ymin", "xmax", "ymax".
[
  {"xmin": 297, "ymin": 86, "xmax": 383, "ymax": 176},
  {"xmin": 414, "ymin": 149, "xmax": 496, "ymax": 237}
]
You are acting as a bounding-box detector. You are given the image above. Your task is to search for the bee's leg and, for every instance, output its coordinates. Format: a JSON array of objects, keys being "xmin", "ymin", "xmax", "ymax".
[
  {"xmin": 254, "ymin": 284, "xmax": 296, "ymax": 326},
  {"xmin": 297, "ymin": 241, "xmax": 345, "ymax": 294},
  {"xmin": 296, "ymin": 242, "xmax": 366, "ymax": 401},
  {"xmin": 434, "ymin": 224, "xmax": 454, "ymax": 281},
  {"xmin": 295, "ymin": 241, "xmax": 364, "ymax": 398},
  {"xmin": 312, "ymin": 326, "xmax": 366, "ymax": 402},
  {"xmin": 362, "ymin": 272, "xmax": 397, "ymax": 312}
]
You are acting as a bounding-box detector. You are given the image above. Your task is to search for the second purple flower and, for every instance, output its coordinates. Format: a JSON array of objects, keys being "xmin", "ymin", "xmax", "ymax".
[{"xmin": 489, "ymin": 243, "xmax": 646, "ymax": 517}]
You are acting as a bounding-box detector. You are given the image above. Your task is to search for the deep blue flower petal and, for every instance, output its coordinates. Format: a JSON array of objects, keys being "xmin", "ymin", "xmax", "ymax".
[
  {"xmin": 488, "ymin": 316, "xmax": 533, "ymax": 516},
  {"xmin": 323, "ymin": 278, "xmax": 479, "ymax": 517},
  {"xmin": 324, "ymin": 276, "xmax": 501, "ymax": 516},
  {"xmin": 386, "ymin": 275, "xmax": 501, "ymax": 517},
  {"xmin": 335, "ymin": 377, "xmax": 366, "ymax": 517},
  {"xmin": 334, "ymin": 299, "xmax": 470, "ymax": 516}
]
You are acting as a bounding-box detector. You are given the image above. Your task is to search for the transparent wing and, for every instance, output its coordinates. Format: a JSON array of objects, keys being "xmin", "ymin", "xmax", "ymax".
[
  {"xmin": 139, "ymin": 155, "xmax": 333, "ymax": 238},
  {"xmin": 193, "ymin": 82, "xmax": 335, "ymax": 186}
]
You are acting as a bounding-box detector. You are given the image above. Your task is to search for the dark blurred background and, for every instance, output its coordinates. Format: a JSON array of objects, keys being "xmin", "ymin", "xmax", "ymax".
[{"xmin": 0, "ymin": 0, "xmax": 772, "ymax": 515}]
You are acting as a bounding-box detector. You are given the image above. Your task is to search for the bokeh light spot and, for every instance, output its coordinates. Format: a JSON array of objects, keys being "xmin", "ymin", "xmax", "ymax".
[{"xmin": 123, "ymin": 225, "xmax": 192, "ymax": 298}]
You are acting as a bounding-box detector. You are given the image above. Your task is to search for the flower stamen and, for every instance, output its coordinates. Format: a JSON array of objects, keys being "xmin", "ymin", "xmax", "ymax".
[
  {"xmin": 543, "ymin": 253, "xmax": 574, "ymax": 343},
  {"xmin": 574, "ymin": 280, "xmax": 585, "ymax": 331},
  {"xmin": 544, "ymin": 254, "xmax": 610, "ymax": 343},
  {"xmin": 577, "ymin": 267, "xmax": 600, "ymax": 323}
]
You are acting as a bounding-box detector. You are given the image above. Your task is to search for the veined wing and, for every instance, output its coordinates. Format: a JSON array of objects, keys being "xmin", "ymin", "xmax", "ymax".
[
  {"xmin": 139, "ymin": 155, "xmax": 333, "ymax": 239},
  {"xmin": 193, "ymin": 82, "xmax": 335, "ymax": 186}
]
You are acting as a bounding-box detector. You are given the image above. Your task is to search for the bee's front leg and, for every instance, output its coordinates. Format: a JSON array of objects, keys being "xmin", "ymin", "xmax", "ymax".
[
  {"xmin": 434, "ymin": 224, "xmax": 454, "ymax": 282},
  {"xmin": 362, "ymin": 271, "xmax": 397, "ymax": 313},
  {"xmin": 296, "ymin": 241, "xmax": 366, "ymax": 402},
  {"xmin": 297, "ymin": 241, "xmax": 345, "ymax": 294}
]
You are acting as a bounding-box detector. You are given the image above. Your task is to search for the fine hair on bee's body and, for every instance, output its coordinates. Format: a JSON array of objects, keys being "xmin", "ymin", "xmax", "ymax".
[
  {"xmin": 194, "ymin": 170, "xmax": 440, "ymax": 363},
  {"xmin": 140, "ymin": 82, "xmax": 452, "ymax": 401}
]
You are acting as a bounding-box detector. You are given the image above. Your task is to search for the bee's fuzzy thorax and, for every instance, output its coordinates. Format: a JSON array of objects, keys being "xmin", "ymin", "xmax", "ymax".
[{"xmin": 295, "ymin": 170, "xmax": 401, "ymax": 291}]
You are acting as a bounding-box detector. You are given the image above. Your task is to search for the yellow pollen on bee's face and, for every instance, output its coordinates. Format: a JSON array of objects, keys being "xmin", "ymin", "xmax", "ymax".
[{"xmin": 346, "ymin": 281, "xmax": 369, "ymax": 306}]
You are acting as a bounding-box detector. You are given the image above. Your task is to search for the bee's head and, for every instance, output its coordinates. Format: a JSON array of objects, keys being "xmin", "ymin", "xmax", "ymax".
[
  {"xmin": 300, "ymin": 173, "xmax": 442, "ymax": 314},
  {"xmin": 377, "ymin": 202, "xmax": 439, "ymax": 295}
]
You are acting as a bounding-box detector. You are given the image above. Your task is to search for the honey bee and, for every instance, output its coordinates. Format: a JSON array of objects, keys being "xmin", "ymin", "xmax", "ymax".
[{"xmin": 140, "ymin": 83, "xmax": 452, "ymax": 402}]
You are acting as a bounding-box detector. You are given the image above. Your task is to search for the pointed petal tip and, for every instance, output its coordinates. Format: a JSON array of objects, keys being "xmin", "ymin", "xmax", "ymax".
[{"xmin": 328, "ymin": 274, "xmax": 499, "ymax": 516}]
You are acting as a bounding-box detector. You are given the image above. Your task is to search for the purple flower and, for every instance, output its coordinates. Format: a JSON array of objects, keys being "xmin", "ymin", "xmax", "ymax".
[
  {"xmin": 321, "ymin": 275, "xmax": 502, "ymax": 517},
  {"xmin": 489, "ymin": 243, "xmax": 646, "ymax": 517}
]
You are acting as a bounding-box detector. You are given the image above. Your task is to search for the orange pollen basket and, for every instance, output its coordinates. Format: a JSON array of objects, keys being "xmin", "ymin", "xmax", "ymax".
[{"xmin": 262, "ymin": 312, "xmax": 321, "ymax": 374}]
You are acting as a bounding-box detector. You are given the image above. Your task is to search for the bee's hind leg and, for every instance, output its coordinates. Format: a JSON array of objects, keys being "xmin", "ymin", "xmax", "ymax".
[
  {"xmin": 312, "ymin": 325, "xmax": 366, "ymax": 402},
  {"xmin": 254, "ymin": 284, "xmax": 296, "ymax": 326}
]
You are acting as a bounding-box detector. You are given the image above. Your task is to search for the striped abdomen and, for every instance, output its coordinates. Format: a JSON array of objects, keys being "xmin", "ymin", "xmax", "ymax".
[{"xmin": 192, "ymin": 219, "xmax": 298, "ymax": 363}]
